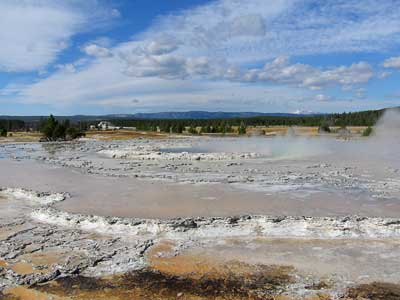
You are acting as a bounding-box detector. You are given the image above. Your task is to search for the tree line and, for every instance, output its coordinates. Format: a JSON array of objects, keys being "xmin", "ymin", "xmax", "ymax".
[
  {"xmin": 109, "ymin": 108, "xmax": 388, "ymax": 133},
  {"xmin": 0, "ymin": 107, "xmax": 394, "ymax": 137},
  {"xmin": 0, "ymin": 119, "xmax": 26, "ymax": 137}
]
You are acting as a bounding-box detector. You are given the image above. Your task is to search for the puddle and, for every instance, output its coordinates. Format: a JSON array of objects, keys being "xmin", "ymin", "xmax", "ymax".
[
  {"xmin": 147, "ymin": 241, "xmax": 295, "ymax": 284},
  {"xmin": 0, "ymin": 259, "xmax": 9, "ymax": 268},
  {"xmin": 11, "ymin": 262, "xmax": 36, "ymax": 275}
]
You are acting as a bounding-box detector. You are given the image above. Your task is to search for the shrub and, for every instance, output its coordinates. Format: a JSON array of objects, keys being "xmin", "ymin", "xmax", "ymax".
[
  {"xmin": 362, "ymin": 126, "xmax": 373, "ymax": 137},
  {"xmin": 318, "ymin": 121, "xmax": 331, "ymax": 133},
  {"xmin": 66, "ymin": 127, "xmax": 85, "ymax": 139},
  {"xmin": 337, "ymin": 126, "xmax": 351, "ymax": 139},
  {"xmin": 188, "ymin": 126, "xmax": 198, "ymax": 135},
  {"xmin": 0, "ymin": 128, "xmax": 7, "ymax": 137}
]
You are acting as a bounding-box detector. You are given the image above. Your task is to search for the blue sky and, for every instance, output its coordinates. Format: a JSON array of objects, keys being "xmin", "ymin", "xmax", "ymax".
[{"xmin": 1, "ymin": 0, "xmax": 400, "ymax": 115}]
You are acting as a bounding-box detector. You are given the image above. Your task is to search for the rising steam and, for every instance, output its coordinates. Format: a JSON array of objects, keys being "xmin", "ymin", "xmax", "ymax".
[{"xmin": 193, "ymin": 109, "xmax": 400, "ymax": 164}]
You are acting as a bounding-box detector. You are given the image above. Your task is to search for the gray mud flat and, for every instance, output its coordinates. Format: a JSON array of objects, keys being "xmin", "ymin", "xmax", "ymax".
[
  {"xmin": 0, "ymin": 137, "xmax": 400, "ymax": 299},
  {"xmin": 0, "ymin": 153, "xmax": 399, "ymax": 218}
]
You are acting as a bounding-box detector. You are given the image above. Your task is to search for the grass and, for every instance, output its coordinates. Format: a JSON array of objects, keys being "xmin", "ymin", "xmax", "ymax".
[
  {"xmin": 0, "ymin": 132, "xmax": 42, "ymax": 143},
  {"xmin": 0, "ymin": 126, "xmax": 371, "ymax": 144},
  {"xmin": 85, "ymin": 129, "xmax": 169, "ymax": 140}
]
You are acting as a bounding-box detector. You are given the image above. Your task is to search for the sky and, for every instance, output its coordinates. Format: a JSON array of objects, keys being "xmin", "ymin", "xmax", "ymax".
[{"xmin": 1, "ymin": 0, "xmax": 400, "ymax": 115}]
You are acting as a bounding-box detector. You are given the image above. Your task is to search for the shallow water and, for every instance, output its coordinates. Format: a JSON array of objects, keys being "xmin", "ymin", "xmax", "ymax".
[
  {"xmin": 152, "ymin": 237, "xmax": 400, "ymax": 284},
  {"xmin": 1, "ymin": 159, "xmax": 399, "ymax": 218},
  {"xmin": 1, "ymin": 136, "xmax": 400, "ymax": 218}
]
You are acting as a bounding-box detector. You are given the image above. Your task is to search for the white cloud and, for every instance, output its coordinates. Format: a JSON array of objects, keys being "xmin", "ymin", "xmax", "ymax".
[
  {"xmin": 111, "ymin": 8, "xmax": 121, "ymax": 18},
  {"xmin": 378, "ymin": 71, "xmax": 392, "ymax": 79},
  {"xmin": 3, "ymin": 52, "xmax": 392, "ymax": 113},
  {"xmin": 0, "ymin": 0, "xmax": 115, "ymax": 72},
  {"xmin": 56, "ymin": 64, "xmax": 77, "ymax": 74},
  {"xmin": 2, "ymin": 0, "xmax": 398, "ymax": 114},
  {"xmin": 140, "ymin": 0, "xmax": 400, "ymax": 64},
  {"xmin": 302, "ymin": 62, "xmax": 374, "ymax": 90},
  {"xmin": 292, "ymin": 109, "xmax": 315, "ymax": 115},
  {"xmin": 123, "ymin": 54, "xmax": 188, "ymax": 79},
  {"xmin": 314, "ymin": 94, "xmax": 331, "ymax": 102},
  {"xmin": 116, "ymin": 41, "xmax": 228, "ymax": 80},
  {"xmin": 212, "ymin": 14, "xmax": 267, "ymax": 41},
  {"xmin": 145, "ymin": 35, "xmax": 180, "ymax": 55},
  {"xmin": 6, "ymin": 51, "xmax": 314, "ymax": 113},
  {"xmin": 8, "ymin": 39, "xmax": 373, "ymax": 112},
  {"xmin": 241, "ymin": 57, "xmax": 373, "ymax": 90},
  {"xmin": 383, "ymin": 56, "xmax": 400, "ymax": 69},
  {"xmin": 83, "ymin": 44, "xmax": 112, "ymax": 58},
  {"xmin": 113, "ymin": 36, "xmax": 373, "ymax": 90},
  {"xmin": 229, "ymin": 14, "xmax": 266, "ymax": 37},
  {"xmin": 355, "ymin": 88, "xmax": 366, "ymax": 99}
]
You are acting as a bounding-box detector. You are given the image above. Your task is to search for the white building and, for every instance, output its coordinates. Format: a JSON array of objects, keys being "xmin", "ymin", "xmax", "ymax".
[
  {"xmin": 123, "ymin": 126, "xmax": 137, "ymax": 131},
  {"xmin": 97, "ymin": 121, "xmax": 120, "ymax": 131}
]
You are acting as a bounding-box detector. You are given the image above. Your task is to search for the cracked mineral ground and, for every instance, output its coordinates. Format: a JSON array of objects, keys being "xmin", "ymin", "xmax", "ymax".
[{"xmin": 1, "ymin": 128, "xmax": 400, "ymax": 299}]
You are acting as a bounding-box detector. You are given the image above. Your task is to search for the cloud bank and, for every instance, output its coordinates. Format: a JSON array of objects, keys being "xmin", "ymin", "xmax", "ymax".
[
  {"xmin": 0, "ymin": 0, "xmax": 117, "ymax": 72},
  {"xmin": 1, "ymin": 0, "xmax": 400, "ymax": 114}
]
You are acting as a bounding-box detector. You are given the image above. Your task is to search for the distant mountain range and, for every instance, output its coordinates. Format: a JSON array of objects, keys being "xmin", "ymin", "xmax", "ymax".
[
  {"xmin": 123, "ymin": 111, "xmax": 320, "ymax": 119},
  {"xmin": 0, "ymin": 111, "xmax": 319, "ymax": 122}
]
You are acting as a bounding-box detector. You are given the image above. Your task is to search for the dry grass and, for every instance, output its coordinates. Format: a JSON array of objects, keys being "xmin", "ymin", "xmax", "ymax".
[
  {"xmin": 0, "ymin": 132, "xmax": 42, "ymax": 143},
  {"xmin": 85, "ymin": 130, "xmax": 169, "ymax": 140},
  {"xmin": 0, "ymin": 126, "xmax": 371, "ymax": 144},
  {"xmin": 247, "ymin": 126, "xmax": 368, "ymax": 137},
  {"xmin": 0, "ymin": 130, "xmax": 170, "ymax": 143},
  {"xmin": 330, "ymin": 126, "xmax": 368, "ymax": 134}
]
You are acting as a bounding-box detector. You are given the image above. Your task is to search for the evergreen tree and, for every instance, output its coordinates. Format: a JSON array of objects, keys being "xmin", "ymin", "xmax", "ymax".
[
  {"xmin": 362, "ymin": 126, "xmax": 373, "ymax": 137},
  {"xmin": 41, "ymin": 115, "xmax": 58, "ymax": 139},
  {"xmin": 238, "ymin": 121, "xmax": 246, "ymax": 135},
  {"xmin": 40, "ymin": 115, "xmax": 83, "ymax": 141},
  {"xmin": 0, "ymin": 127, "xmax": 7, "ymax": 137},
  {"xmin": 52, "ymin": 123, "xmax": 66, "ymax": 140}
]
